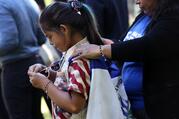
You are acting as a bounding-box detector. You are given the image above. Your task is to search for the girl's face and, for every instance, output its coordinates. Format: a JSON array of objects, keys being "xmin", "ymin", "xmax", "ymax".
[
  {"xmin": 44, "ymin": 25, "xmax": 72, "ymax": 52},
  {"xmin": 136, "ymin": 0, "xmax": 156, "ymax": 14}
]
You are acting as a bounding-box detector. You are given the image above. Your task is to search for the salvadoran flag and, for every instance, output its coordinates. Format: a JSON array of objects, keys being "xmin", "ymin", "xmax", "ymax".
[{"xmin": 86, "ymin": 57, "xmax": 130, "ymax": 119}]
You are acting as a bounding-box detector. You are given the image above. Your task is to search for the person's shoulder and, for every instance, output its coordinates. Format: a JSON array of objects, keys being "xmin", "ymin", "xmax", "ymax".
[
  {"xmin": 68, "ymin": 59, "xmax": 90, "ymax": 75},
  {"xmin": 70, "ymin": 59, "xmax": 90, "ymax": 67}
]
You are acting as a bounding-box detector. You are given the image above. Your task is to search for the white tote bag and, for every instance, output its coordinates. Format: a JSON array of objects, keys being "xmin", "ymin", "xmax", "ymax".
[{"xmin": 86, "ymin": 68, "xmax": 125, "ymax": 119}]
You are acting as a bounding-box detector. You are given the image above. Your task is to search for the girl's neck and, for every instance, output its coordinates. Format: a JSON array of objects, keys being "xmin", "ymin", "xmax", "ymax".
[{"xmin": 71, "ymin": 33, "xmax": 85, "ymax": 46}]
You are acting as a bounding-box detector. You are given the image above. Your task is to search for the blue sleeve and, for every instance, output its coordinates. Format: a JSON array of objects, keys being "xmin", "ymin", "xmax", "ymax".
[{"xmin": 0, "ymin": 4, "xmax": 19, "ymax": 56}]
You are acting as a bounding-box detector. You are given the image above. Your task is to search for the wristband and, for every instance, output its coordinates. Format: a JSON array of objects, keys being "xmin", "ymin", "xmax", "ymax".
[
  {"xmin": 44, "ymin": 80, "xmax": 52, "ymax": 94},
  {"xmin": 99, "ymin": 45, "xmax": 105, "ymax": 57},
  {"xmin": 99, "ymin": 45, "xmax": 107, "ymax": 61}
]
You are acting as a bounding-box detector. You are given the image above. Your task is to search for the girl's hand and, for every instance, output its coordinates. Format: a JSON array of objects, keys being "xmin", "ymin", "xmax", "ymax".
[
  {"xmin": 28, "ymin": 63, "xmax": 47, "ymax": 73},
  {"xmin": 28, "ymin": 71, "xmax": 49, "ymax": 90}
]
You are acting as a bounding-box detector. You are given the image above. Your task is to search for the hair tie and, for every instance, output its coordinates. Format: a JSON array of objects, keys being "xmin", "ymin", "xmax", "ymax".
[{"xmin": 68, "ymin": 0, "xmax": 82, "ymax": 15}]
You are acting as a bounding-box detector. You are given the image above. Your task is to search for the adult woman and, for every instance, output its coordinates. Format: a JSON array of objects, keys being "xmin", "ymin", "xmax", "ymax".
[{"xmin": 73, "ymin": 0, "xmax": 179, "ymax": 119}]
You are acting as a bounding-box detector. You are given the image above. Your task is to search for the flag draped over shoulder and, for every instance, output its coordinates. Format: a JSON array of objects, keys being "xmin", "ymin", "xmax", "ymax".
[{"xmin": 86, "ymin": 57, "xmax": 130, "ymax": 119}]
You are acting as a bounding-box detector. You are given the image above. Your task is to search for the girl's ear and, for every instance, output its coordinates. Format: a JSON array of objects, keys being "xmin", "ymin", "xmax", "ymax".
[{"xmin": 59, "ymin": 24, "xmax": 68, "ymax": 35}]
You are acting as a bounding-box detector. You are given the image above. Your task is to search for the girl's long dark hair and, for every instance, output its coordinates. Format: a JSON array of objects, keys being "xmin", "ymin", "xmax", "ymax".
[{"xmin": 40, "ymin": 1, "xmax": 103, "ymax": 45}]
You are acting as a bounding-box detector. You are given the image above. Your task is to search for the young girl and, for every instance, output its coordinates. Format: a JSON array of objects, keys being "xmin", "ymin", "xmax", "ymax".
[{"xmin": 28, "ymin": 1, "xmax": 128, "ymax": 119}]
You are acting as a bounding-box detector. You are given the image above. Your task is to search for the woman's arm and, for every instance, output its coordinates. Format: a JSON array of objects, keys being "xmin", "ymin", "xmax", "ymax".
[
  {"xmin": 112, "ymin": 16, "xmax": 179, "ymax": 62},
  {"xmin": 72, "ymin": 43, "xmax": 112, "ymax": 60},
  {"xmin": 73, "ymin": 15, "xmax": 179, "ymax": 62}
]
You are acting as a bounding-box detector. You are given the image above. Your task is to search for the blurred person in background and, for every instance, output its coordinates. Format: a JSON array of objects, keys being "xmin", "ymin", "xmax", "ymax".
[
  {"xmin": 85, "ymin": 0, "xmax": 129, "ymax": 43},
  {"xmin": 0, "ymin": 68, "xmax": 9, "ymax": 119},
  {"xmin": 0, "ymin": 0, "xmax": 46, "ymax": 119},
  {"xmin": 35, "ymin": 0, "xmax": 46, "ymax": 10}
]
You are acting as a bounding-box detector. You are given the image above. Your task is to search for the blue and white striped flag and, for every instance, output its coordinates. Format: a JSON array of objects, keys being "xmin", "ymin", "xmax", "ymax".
[{"xmin": 86, "ymin": 57, "xmax": 130, "ymax": 119}]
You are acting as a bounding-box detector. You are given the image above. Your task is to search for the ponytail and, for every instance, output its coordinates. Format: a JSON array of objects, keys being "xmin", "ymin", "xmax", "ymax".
[
  {"xmin": 80, "ymin": 4, "xmax": 103, "ymax": 45},
  {"xmin": 40, "ymin": 1, "xmax": 103, "ymax": 45}
]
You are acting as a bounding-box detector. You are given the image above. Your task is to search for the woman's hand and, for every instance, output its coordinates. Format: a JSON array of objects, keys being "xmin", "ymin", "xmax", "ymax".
[
  {"xmin": 72, "ymin": 43, "xmax": 101, "ymax": 60},
  {"xmin": 72, "ymin": 43, "xmax": 112, "ymax": 60}
]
